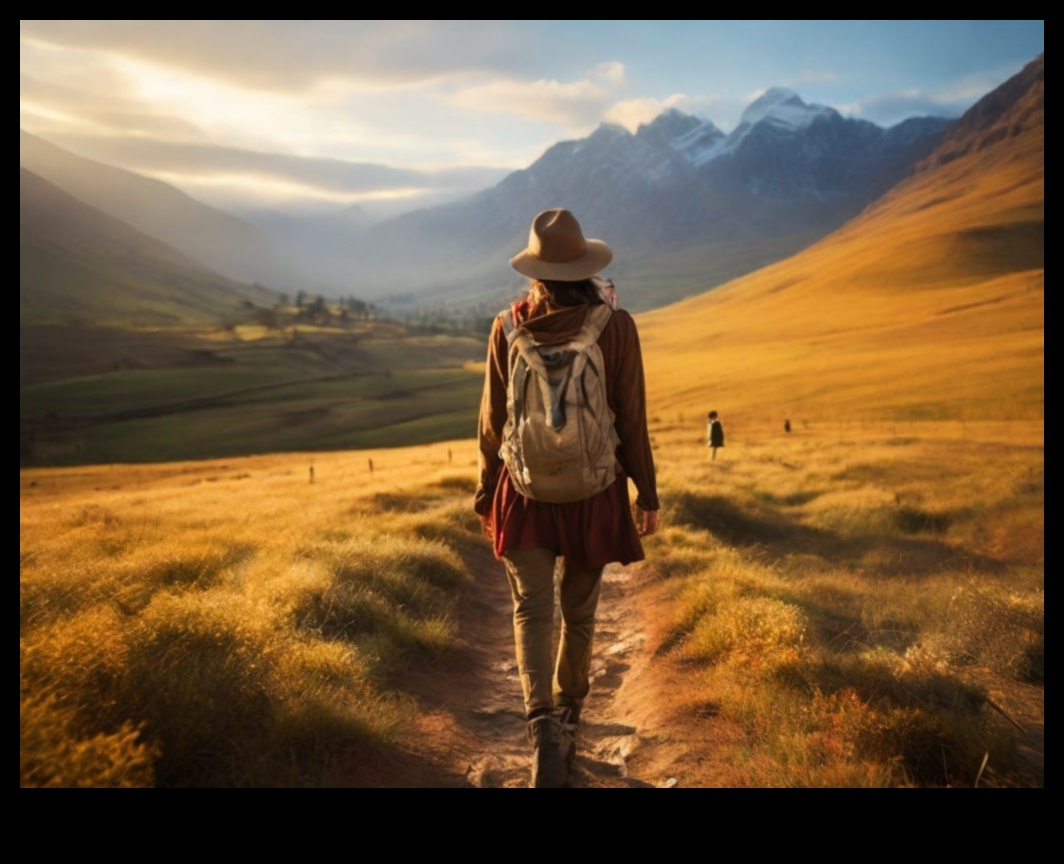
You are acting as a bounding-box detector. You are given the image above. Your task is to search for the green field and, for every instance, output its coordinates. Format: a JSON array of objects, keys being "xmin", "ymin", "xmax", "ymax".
[{"xmin": 21, "ymin": 323, "xmax": 486, "ymax": 466}]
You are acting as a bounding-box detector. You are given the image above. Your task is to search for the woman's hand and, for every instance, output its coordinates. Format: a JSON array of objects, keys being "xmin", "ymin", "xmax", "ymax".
[
  {"xmin": 636, "ymin": 507, "xmax": 659, "ymax": 537},
  {"xmin": 479, "ymin": 513, "xmax": 494, "ymax": 541}
]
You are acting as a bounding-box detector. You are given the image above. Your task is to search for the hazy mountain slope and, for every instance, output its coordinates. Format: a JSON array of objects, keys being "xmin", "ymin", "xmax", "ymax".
[
  {"xmin": 638, "ymin": 55, "xmax": 1044, "ymax": 423},
  {"xmin": 20, "ymin": 131, "xmax": 289, "ymax": 286},
  {"xmin": 20, "ymin": 168, "xmax": 276, "ymax": 328}
]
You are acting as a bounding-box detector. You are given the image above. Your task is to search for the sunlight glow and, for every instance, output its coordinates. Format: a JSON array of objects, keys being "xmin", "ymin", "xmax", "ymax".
[
  {"xmin": 116, "ymin": 57, "xmax": 314, "ymax": 152},
  {"xmin": 19, "ymin": 100, "xmax": 91, "ymax": 129},
  {"xmin": 148, "ymin": 169, "xmax": 432, "ymax": 205}
]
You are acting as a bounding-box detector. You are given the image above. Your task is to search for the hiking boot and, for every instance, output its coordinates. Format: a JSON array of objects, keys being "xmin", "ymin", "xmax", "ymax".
[
  {"xmin": 554, "ymin": 705, "xmax": 579, "ymax": 767},
  {"xmin": 526, "ymin": 714, "xmax": 569, "ymax": 788}
]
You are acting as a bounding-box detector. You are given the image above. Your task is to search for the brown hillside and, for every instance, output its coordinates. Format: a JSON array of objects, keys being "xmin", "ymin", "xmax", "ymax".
[
  {"xmin": 925, "ymin": 54, "xmax": 1043, "ymax": 168},
  {"xmin": 638, "ymin": 56, "xmax": 1044, "ymax": 425}
]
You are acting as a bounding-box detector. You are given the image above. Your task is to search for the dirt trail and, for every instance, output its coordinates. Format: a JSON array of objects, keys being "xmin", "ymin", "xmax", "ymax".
[
  {"xmin": 362, "ymin": 542, "xmax": 1044, "ymax": 788},
  {"xmin": 380, "ymin": 546, "xmax": 696, "ymax": 788}
]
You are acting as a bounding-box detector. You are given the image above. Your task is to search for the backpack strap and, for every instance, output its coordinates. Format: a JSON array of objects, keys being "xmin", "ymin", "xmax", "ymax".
[
  {"xmin": 574, "ymin": 303, "xmax": 612, "ymax": 349},
  {"xmin": 500, "ymin": 308, "xmax": 518, "ymax": 344}
]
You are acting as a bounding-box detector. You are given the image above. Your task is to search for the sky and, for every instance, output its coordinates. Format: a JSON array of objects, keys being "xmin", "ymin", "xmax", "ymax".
[{"xmin": 20, "ymin": 20, "xmax": 1044, "ymax": 218}]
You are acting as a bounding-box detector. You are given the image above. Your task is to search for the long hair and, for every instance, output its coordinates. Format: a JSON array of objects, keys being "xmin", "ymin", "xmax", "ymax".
[{"xmin": 525, "ymin": 278, "xmax": 603, "ymax": 318}]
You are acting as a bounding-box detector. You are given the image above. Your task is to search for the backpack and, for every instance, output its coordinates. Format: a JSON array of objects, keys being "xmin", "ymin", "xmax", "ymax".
[{"xmin": 499, "ymin": 304, "xmax": 620, "ymax": 503}]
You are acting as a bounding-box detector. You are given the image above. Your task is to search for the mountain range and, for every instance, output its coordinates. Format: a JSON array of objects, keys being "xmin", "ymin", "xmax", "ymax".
[
  {"xmin": 639, "ymin": 54, "xmax": 1043, "ymax": 421},
  {"xmin": 20, "ymin": 84, "xmax": 952, "ymax": 317},
  {"xmin": 328, "ymin": 88, "xmax": 949, "ymax": 310}
]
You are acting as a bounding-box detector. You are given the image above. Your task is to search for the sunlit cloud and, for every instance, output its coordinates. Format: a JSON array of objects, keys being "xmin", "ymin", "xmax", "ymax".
[
  {"xmin": 446, "ymin": 62, "xmax": 627, "ymax": 128},
  {"xmin": 21, "ymin": 39, "xmax": 211, "ymax": 143},
  {"xmin": 20, "ymin": 100, "xmax": 93, "ymax": 131},
  {"xmin": 150, "ymin": 170, "xmax": 432, "ymax": 206},
  {"xmin": 604, "ymin": 93, "xmax": 728, "ymax": 132},
  {"xmin": 20, "ymin": 20, "xmax": 528, "ymax": 91},
  {"xmin": 28, "ymin": 130, "xmax": 511, "ymax": 211}
]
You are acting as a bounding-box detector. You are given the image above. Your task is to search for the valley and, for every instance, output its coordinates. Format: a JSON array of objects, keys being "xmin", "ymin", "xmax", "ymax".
[{"xmin": 20, "ymin": 43, "xmax": 1043, "ymax": 787}]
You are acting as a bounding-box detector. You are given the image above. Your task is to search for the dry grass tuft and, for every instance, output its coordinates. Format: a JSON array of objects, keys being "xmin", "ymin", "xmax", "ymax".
[{"xmin": 20, "ymin": 447, "xmax": 480, "ymax": 786}]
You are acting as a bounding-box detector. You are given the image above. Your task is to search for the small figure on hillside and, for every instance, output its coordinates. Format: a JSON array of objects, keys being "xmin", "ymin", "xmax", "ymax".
[
  {"xmin": 707, "ymin": 410, "xmax": 725, "ymax": 460},
  {"xmin": 368, "ymin": 458, "xmax": 374, "ymax": 475},
  {"xmin": 784, "ymin": 418, "xmax": 791, "ymax": 434},
  {"xmin": 309, "ymin": 464, "xmax": 315, "ymax": 484}
]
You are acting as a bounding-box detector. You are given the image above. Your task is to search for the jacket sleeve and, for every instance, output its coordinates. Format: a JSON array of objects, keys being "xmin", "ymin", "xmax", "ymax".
[
  {"xmin": 474, "ymin": 315, "xmax": 508, "ymax": 516},
  {"xmin": 608, "ymin": 311, "xmax": 659, "ymax": 512}
]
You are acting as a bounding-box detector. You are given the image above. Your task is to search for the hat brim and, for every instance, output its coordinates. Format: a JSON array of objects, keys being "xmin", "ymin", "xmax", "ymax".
[{"xmin": 509, "ymin": 239, "xmax": 613, "ymax": 282}]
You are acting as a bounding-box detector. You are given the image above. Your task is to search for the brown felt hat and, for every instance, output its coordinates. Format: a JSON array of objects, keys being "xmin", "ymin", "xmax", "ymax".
[{"xmin": 510, "ymin": 208, "xmax": 613, "ymax": 281}]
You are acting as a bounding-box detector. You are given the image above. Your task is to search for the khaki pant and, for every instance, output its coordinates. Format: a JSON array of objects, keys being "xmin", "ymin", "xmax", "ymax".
[{"xmin": 502, "ymin": 547, "xmax": 604, "ymax": 719}]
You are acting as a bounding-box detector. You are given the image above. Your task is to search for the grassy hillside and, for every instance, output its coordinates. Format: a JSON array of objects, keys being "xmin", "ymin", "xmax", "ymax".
[
  {"xmin": 20, "ymin": 169, "xmax": 276, "ymax": 328},
  {"xmin": 20, "ymin": 422, "xmax": 1043, "ymax": 787},
  {"xmin": 20, "ymin": 130, "xmax": 285, "ymax": 286},
  {"xmin": 636, "ymin": 420, "xmax": 1042, "ymax": 787},
  {"xmin": 638, "ymin": 57, "xmax": 1043, "ymax": 427}
]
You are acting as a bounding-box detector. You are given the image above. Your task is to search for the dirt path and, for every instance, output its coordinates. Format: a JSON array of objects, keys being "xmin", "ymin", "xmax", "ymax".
[
  {"xmin": 382, "ymin": 547, "xmax": 693, "ymax": 788},
  {"xmin": 363, "ymin": 544, "xmax": 1044, "ymax": 788}
]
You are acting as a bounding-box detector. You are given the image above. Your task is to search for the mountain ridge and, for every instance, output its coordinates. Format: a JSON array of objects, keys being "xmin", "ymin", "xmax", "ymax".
[
  {"xmin": 20, "ymin": 130, "xmax": 293, "ymax": 288},
  {"xmin": 333, "ymin": 94, "xmax": 950, "ymax": 309},
  {"xmin": 20, "ymin": 166, "xmax": 276, "ymax": 329}
]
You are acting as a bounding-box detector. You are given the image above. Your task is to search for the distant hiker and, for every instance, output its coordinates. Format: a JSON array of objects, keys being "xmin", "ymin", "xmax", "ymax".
[
  {"xmin": 784, "ymin": 418, "xmax": 791, "ymax": 434},
  {"xmin": 368, "ymin": 458, "xmax": 374, "ymax": 475},
  {"xmin": 309, "ymin": 464, "xmax": 315, "ymax": 484},
  {"xmin": 707, "ymin": 410, "xmax": 725, "ymax": 459},
  {"xmin": 475, "ymin": 208, "xmax": 659, "ymax": 788}
]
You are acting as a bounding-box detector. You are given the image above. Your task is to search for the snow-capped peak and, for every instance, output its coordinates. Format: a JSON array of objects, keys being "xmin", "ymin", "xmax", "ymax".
[{"xmin": 740, "ymin": 86, "xmax": 834, "ymax": 131}]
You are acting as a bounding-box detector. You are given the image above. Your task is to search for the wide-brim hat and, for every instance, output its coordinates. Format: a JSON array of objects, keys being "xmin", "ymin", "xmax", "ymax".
[{"xmin": 510, "ymin": 208, "xmax": 612, "ymax": 281}]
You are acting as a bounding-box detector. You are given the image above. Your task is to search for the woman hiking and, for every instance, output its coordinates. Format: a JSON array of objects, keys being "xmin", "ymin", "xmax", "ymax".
[{"xmin": 474, "ymin": 208, "xmax": 659, "ymax": 787}]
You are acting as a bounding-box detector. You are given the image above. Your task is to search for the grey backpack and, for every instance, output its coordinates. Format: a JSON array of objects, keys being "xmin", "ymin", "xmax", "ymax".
[{"xmin": 500, "ymin": 304, "xmax": 620, "ymax": 503}]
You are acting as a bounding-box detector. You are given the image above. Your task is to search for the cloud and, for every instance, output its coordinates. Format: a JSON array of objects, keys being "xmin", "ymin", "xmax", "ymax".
[
  {"xmin": 841, "ymin": 64, "xmax": 1027, "ymax": 127},
  {"xmin": 20, "ymin": 39, "xmax": 211, "ymax": 142},
  {"xmin": 604, "ymin": 93, "xmax": 728, "ymax": 132},
  {"xmin": 20, "ymin": 78, "xmax": 205, "ymax": 141},
  {"xmin": 841, "ymin": 90, "xmax": 968, "ymax": 126},
  {"xmin": 25, "ymin": 130, "xmax": 510, "ymax": 210},
  {"xmin": 35, "ymin": 133, "xmax": 502, "ymax": 192},
  {"xmin": 20, "ymin": 20, "xmax": 530, "ymax": 92},
  {"xmin": 21, "ymin": 24, "xmax": 550, "ymax": 171},
  {"xmin": 445, "ymin": 62, "xmax": 627, "ymax": 128}
]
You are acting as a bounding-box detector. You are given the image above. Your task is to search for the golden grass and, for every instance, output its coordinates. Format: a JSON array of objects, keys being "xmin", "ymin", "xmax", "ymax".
[
  {"xmin": 20, "ymin": 441, "xmax": 481, "ymax": 787},
  {"xmin": 646, "ymin": 422, "xmax": 1042, "ymax": 786},
  {"xmin": 19, "ymin": 424, "xmax": 1042, "ymax": 787}
]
